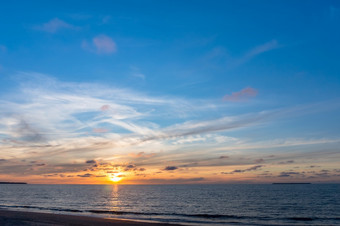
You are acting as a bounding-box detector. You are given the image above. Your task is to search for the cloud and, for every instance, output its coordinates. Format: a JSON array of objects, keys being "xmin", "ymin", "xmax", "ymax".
[
  {"xmin": 218, "ymin": 137, "xmax": 340, "ymax": 152},
  {"xmin": 92, "ymin": 128, "xmax": 108, "ymax": 133},
  {"xmin": 124, "ymin": 164, "xmax": 136, "ymax": 171},
  {"xmin": 223, "ymin": 87, "xmax": 258, "ymax": 102},
  {"xmin": 133, "ymin": 73, "xmax": 145, "ymax": 80},
  {"xmin": 309, "ymin": 165, "xmax": 320, "ymax": 168},
  {"xmin": 93, "ymin": 35, "xmax": 116, "ymax": 54},
  {"xmin": 133, "ymin": 111, "xmax": 272, "ymax": 145},
  {"xmin": 35, "ymin": 163, "xmax": 46, "ymax": 167},
  {"xmin": 128, "ymin": 152, "xmax": 156, "ymax": 159},
  {"xmin": 278, "ymin": 171, "xmax": 300, "ymax": 177},
  {"xmin": 136, "ymin": 177, "xmax": 205, "ymax": 184},
  {"xmin": 77, "ymin": 173, "xmax": 93, "ymax": 177},
  {"xmin": 222, "ymin": 165, "xmax": 263, "ymax": 174},
  {"xmin": 254, "ymin": 158, "xmax": 264, "ymax": 163},
  {"xmin": 229, "ymin": 40, "xmax": 279, "ymax": 68},
  {"xmin": 164, "ymin": 166, "xmax": 178, "ymax": 171},
  {"xmin": 82, "ymin": 35, "xmax": 116, "ymax": 54},
  {"xmin": 14, "ymin": 118, "xmax": 45, "ymax": 143},
  {"xmin": 245, "ymin": 40, "xmax": 278, "ymax": 58},
  {"xmin": 312, "ymin": 169, "xmax": 332, "ymax": 178},
  {"xmin": 278, "ymin": 160, "xmax": 295, "ymax": 165},
  {"xmin": 219, "ymin": 155, "xmax": 229, "ymax": 159},
  {"xmin": 130, "ymin": 66, "xmax": 146, "ymax": 80},
  {"xmin": 100, "ymin": 105, "xmax": 110, "ymax": 111},
  {"xmin": 1, "ymin": 73, "xmax": 339, "ymax": 183},
  {"xmin": 35, "ymin": 18, "xmax": 76, "ymax": 33}
]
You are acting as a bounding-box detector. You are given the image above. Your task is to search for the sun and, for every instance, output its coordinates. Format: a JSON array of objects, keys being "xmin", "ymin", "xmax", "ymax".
[{"xmin": 109, "ymin": 174, "xmax": 123, "ymax": 183}]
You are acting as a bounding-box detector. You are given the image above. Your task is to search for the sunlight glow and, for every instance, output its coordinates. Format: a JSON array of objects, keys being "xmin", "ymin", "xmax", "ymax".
[{"xmin": 109, "ymin": 174, "xmax": 123, "ymax": 183}]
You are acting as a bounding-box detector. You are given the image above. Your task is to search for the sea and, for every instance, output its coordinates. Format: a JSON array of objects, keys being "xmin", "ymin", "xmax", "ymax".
[{"xmin": 0, "ymin": 184, "xmax": 339, "ymax": 225}]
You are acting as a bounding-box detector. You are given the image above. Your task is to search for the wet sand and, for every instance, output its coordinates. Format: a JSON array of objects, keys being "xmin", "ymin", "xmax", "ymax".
[{"xmin": 0, "ymin": 209, "xmax": 180, "ymax": 226}]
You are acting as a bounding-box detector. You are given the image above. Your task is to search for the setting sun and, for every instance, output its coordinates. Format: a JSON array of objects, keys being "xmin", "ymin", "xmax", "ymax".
[{"xmin": 109, "ymin": 174, "xmax": 123, "ymax": 183}]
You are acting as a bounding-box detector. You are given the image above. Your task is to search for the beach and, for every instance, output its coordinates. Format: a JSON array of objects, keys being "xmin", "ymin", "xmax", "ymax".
[{"xmin": 0, "ymin": 209, "xmax": 179, "ymax": 226}]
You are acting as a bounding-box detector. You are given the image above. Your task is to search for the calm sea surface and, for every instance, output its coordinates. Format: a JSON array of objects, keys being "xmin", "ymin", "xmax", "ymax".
[{"xmin": 0, "ymin": 184, "xmax": 339, "ymax": 225}]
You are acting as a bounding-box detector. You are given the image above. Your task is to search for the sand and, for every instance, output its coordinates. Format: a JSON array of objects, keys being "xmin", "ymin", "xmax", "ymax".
[{"xmin": 0, "ymin": 209, "xmax": 181, "ymax": 226}]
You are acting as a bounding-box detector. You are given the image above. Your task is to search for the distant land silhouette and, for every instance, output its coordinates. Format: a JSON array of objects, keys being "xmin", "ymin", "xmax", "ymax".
[
  {"xmin": 272, "ymin": 183, "xmax": 311, "ymax": 184},
  {"xmin": 0, "ymin": 182, "xmax": 27, "ymax": 184}
]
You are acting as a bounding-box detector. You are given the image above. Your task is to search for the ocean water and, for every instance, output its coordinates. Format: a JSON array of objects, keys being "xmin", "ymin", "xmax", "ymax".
[{"xmin": 0, "ymin": 184, "xmax": 339, "ymax": 225}]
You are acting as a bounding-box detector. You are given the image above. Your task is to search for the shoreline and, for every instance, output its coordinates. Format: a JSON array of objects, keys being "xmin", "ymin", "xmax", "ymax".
[{"xmin": 0, "ymin": 209, "xmax": 181, "ymax": 226}]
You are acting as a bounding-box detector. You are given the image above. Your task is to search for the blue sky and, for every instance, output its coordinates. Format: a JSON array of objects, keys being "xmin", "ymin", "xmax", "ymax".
[{"xmin": 0, "ymin": 0, "xmax": 339, "ymax": 183}]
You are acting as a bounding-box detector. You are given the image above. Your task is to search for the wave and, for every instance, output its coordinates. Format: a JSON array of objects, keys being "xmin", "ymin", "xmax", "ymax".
[
  {"xmin": 83, "ymin": 210, "xmax": 340, "ymax": 221},
  {"xmin": 88, "ymin": 210, "xmax": 254, "ymax": 219},
  {"xmin": 1, "ymin": 204, "xmax": 339, "ymax": 223},
  {"xmin": 0, "ymin": 204, "xmax": 82, "ymax": 213}
]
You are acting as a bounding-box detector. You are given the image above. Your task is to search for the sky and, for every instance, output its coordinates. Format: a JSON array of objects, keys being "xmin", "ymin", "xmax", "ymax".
[{"xmin": 0, "ymin": 0, "xmax": 340, "ymax": 184}]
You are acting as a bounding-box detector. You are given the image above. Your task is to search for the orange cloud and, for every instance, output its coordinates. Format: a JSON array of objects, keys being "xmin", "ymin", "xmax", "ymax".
[
  {"xmin": 93, "ymin": 128, "xmax": 108, "ymax": 133},
  {"xmin": 128, "ymin": 152, "xmax": 156, "ymax": 159}
]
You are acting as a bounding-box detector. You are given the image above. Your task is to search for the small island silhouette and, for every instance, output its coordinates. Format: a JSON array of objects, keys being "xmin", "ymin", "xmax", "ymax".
[
  {"xmin": 0, "ymin": 182, "xmax": 27, "ymax": 184},
  {"xmin": 272, "ymin": 183, "xmax": 311, "ymax": 184}
]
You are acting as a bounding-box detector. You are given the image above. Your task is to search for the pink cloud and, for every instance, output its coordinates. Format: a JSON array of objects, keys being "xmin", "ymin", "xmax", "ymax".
[
  {"xmin": 82, "ymin": 35, "xmax": 116, "ymax": 55},
  {"xmin": 100, "ymin": 105, "xmax": 110, "ymax": 111},
  {"xmin": 92, "ymin": 35, "xmax": 116, "ymax": 54},
  {"xmin": 35, "ymin": 18, "xmax": 75, "ymax": 33},
  {"xmin": 223, "ymin": 87, "xmax": 258, "ymax": 102}
]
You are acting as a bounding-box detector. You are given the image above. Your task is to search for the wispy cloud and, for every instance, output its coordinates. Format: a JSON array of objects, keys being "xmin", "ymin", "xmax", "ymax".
[
  {"xmin": 132, "ymin": 73, "xmax": 145, "ymax": 80},
  {"xmin": 0, "ymin": 72, "xmax": 200, "ymax": 148},
  {"xmin": 130, "ymin": 66, "xmax": 146, "ymax": 80},
  {"xmin": 222, "ymin": 165, "xmax": 263, "ymax": 174},
  {"xmin": 223, "ymin": 87, "xmax": 258, "ymax": 102},
  {"xmin": 1, "ymin": 73, "xmax": 339, "ymax": 183},
  {"xmin": 82, "ymin": 35, "xmax": 117, "ymax": 54},
  {"xmin": 34, "ymin": 18, "xmax": 76, "ymax": 33},
  {"xmin": 245, "ymin": 40, "xmax": 278, "ymax": 58},
  {"xmin": 133, "ymin": 177, "xmax": 205, "ymax": 184},
  {"xmin": 229, "ymin": 40, "xmax": 279, "ymax": 68},
  {"xmin": 128, "ymin": 152, "xmax": 156, "ymax": 159},
  {"xmin": 92, "ymin": 128, "xmax": 108, "ymax": 133}
]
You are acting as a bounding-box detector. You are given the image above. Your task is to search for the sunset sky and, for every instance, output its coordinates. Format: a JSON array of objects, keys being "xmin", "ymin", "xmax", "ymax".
[{"xmin": 0, "ymin": 0, "xmax": 339, "ymax": 184}]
